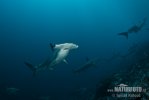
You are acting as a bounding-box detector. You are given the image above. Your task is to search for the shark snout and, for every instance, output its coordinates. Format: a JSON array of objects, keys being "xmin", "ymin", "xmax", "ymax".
[
  {"xmin": 72, "ymin": 44, "xmax": 79, "ymax": 49},
  {"xmin": 75, "ymin": 44, "xmax": 79, "ymax": 48}
]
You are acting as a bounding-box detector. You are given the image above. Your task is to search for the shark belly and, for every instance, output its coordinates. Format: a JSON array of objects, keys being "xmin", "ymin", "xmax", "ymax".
[{"xmin": 49, "ymin": 49, "xmax": 69, "ymax": 68}]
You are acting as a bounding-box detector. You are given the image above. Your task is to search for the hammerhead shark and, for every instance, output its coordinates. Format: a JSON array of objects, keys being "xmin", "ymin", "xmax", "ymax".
[
  {"xmin": 24, "ymin": 43, "xmax": 78, "ymax": 76},
  {"xmin": 118, "ymin": 17, "xmax": 147, "ymax": 39},
  {"xmin": 73, "ymin": 57, "xmax": 101, "ymax": 74},
  {"xmin": 47, "ymin": 43, "xmax": 79, "ymax": 70}
]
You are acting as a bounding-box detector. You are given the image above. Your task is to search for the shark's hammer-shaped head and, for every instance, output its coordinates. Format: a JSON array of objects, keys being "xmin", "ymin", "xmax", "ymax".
[{"xmin": 55, "ymin": 43, "xmax": 79, "ymax": 50}]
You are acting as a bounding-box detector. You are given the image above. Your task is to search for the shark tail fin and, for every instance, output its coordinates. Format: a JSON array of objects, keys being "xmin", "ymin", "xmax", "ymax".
[
  {"xmin": 24, "ymin": 62, "xmax": 37, "ymax": 77},
  {"xmin": 118, "ymin": 32, "xmax": 129, "ymax": 39}
]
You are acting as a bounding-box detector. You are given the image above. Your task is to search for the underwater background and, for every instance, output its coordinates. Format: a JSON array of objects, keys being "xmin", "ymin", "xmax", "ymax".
[{"xmin": 0, "ymin": 0, "xmax": 149, "ymax": 100}]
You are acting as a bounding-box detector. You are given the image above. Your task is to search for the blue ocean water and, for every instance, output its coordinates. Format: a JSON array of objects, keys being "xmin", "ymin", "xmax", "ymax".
[{"xmin": 0, "ymin": 0, "xmax": 149, "ymax": 100}]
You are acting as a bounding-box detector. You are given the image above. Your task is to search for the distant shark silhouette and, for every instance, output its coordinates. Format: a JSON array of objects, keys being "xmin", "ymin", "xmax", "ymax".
[
  {"xmin": 73, "ymin": 57, "xmax": 101, "ymax": 74},
  {"xmin": 6, "ymin": 87, "xmax": 19, "ymax": 95},
  {"xmin": 118, "ymin": 17, "xmax": 147, "ymax": 39},
  {"xmin": 25, "ymin": 43, "xmax": 78, "ymax": 76}
]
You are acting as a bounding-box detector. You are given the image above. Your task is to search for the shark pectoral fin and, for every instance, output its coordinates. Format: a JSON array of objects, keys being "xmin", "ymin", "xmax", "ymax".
[
  {"xmin": 50, "ymin": 43, "xmax": 55, "ymax": 52},
  {"xmin": 24, "ymin": 62, "xmax": 34, "ymax": 70},
  {"xmin": 63, "ymin": 59, "xmax": 68, "ymax": 64}
]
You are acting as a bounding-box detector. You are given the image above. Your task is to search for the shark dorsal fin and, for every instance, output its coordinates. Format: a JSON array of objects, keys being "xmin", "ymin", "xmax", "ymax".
[
  {"xmin": 50, "ymin": 43, "xmax": 55, "ymax": 52},
  {"xmin": 63, "ymin": 59, "xmax": 68, "ymax": 64}
]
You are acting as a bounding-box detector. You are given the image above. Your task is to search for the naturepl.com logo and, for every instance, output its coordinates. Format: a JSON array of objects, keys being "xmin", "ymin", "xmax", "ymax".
[{"xmin": 107, "ymin": 83, "xmax": 146, "ymax": 98}]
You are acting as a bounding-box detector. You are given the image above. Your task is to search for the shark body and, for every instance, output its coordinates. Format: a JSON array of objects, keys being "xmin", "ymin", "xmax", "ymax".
[
  {"xmin": 25, "ymin": 43, "xmax": 78, "ymax": 76},
  {"xmin": 118, "ymin": 17, "xmax": 147, "ymax": 39},
  {"xmin": 73, "ymin": 58, "xmax": 100, "ymax": 74}
]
